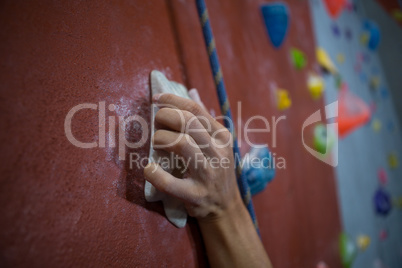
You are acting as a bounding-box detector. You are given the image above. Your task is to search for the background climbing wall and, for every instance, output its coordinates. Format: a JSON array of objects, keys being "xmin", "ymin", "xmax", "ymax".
[
  {"xmin": 310, "ymin": 0, "xmax": 402, "ymax": 267},
  {"xmin": 1, "ymin": 0, "xmax": 341, "ymax": 267}
]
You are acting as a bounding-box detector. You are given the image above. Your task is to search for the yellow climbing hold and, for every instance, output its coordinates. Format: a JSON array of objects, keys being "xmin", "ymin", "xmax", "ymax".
[
  {"xmin": 276, "ymin": 89, "xmax": 292, "ymax": 111},
  {"xmin": 392, "ymin": 9, "xmax": 402, "ymax": 22},
  {"xmin": 337, "ymin": 53, "xmax": 345, "ymax": 64},
  {"xmin": 388, "ymin": 153, "xmax": 399, "ymax": 169},
  {"xmin": 369, "ymin": 76, "xmax": 380, "ymax": 90},
  {"xmin": 308, "ymin": 73, "xmax": 325, "ymax": 100},
  {"xmin": 372, "ymin": 119, "xmax": 381, "ymax": 132},
  {"xmin": 360, "ymin": 33, "xmax": 370, "ymax": 45},
  {"xmin": 316, "ymin": 47, "xmax": 337, "ymax": 74},
  {"xmin": 356, "ymin": 235, "xmax": 371, "ymax": 251},
  {"xmin": 393, "ymin": 197, "xmax": 402, "ymax": 209}
]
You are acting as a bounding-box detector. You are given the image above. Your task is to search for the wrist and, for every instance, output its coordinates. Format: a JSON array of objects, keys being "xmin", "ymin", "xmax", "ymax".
[
  {"xmin": 197, "ymin": 194, "xmax": 270, "ymax": 268},
  {"xmin": 198, "ymin": 193, "xmax": 249, "ymax": 230}
]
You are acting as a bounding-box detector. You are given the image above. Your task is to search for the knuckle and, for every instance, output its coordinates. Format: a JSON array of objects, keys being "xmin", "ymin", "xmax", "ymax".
[
  {"xmin": 186, "ymin": 100, "xmax": 202, "ymax": 115},
  {"xmin": 190, "ymin": 190, "xmax": 206, "ymax": 206},
  {"xmin": 183, "ymin": 111, "xmax": 199, "ymax": 129},
  {"xmin": 182, "ymin": 110, "xmax": 194, "ymax": 121}
]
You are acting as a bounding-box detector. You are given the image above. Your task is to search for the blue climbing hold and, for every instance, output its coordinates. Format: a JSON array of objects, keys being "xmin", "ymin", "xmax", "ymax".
[
  {"xmin": 374, "ymin": 187, "xmax": 392, "ymax": 216},
  {"xmin": 331, "ymin": 23, "xmax": 340, "ymax": 37},
  {"xmin": 261, "ymin": 2, "xmax": 289, "ymax": 49},
  {"xmin": 387, "ymin": 121, "xmax": 395, "ymax": 132},
  {"xmin": 345, "ymin": 27, "xmax": 353, "ymax": 41},
  {"xmin": 243, "ymin": 146, "xmax": 276, "ymax": 195},
  {"xmin": 380, "ymin": 87, "xmax": 389, "ymax": 99},
  {"xmin": 362, "ymin": 20, "xmax": 381, "ymax": 51}
]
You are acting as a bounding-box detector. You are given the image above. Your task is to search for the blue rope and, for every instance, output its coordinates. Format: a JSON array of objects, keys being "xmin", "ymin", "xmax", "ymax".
[{"xmin": 195, "ymin": 0, "xmax": 259, "ymax": 234}]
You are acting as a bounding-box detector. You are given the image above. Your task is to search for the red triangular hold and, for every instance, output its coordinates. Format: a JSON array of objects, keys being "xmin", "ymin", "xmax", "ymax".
[
  {"xmin": 338, "ymin": 83, "xmax": 371, "ymax": 137},
  {"xmin": 323, "ymin": 0, "xmax": 346, "ymax": 18}
]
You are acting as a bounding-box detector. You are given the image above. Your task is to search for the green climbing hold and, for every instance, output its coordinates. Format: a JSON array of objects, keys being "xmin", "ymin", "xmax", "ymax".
[
  {"xmin": 290, "ymin": 48, "xmax": 307, "ymax": 70},
  {"xmin": 339, "ymin": 232, "xmax": 358, "ymax": 268},
  {"xmin": 335, "ymin": 73, "xmax": 342, "ymax": 89},
  {"xmin": 313, "ymin": 124, "xmax": 335, "ymax": 155}
]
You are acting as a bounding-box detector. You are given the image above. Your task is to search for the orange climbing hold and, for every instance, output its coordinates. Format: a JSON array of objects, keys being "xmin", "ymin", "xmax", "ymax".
[
  {"xmin": 323, "ymin": 0, "xmax": 346, "ymax": 18},
  {"xmin": 338, "ymin": 83, "xmax": 371, "ymax": 137}
]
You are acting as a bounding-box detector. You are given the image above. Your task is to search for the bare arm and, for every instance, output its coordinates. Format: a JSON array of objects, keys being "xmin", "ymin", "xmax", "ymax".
[{"xmin": 144, "ymin": 92, "xmax": 272, "ymax": 268}]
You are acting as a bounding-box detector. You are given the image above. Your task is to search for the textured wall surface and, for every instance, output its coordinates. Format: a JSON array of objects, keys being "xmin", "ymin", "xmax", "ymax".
[{"xmin": 0, "ymin": 0, "xmax": 341, "ymax": 267}]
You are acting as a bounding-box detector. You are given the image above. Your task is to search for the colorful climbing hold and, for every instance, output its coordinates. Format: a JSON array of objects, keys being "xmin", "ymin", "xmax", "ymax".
[
  {"xmin": 360, "ymin": 32, "xmax": 370, "ymax": 45},
  {"xmin": 387, "ymin": 121, "xmax": 395, "ymax": 132},
  {"xmin": 393, "ymin": 197, "xmax": 402, "ymax": 209},
  {"xmin": 380, "ymin": 87, "xmax": 389, "ymax": 99},
  {"xmin": 339, "ymin": 232, "xmax": 358, "ymax": 268},
  {"xmin": 290, "ymin": 48, "xmax": 307, "ymax": 70},
  {"xmin": 331, "ymin": 23, "xmax": 340, "ymax": 37},
  {"xmin": 388, "ymin": 153, "xmax": 399, "ymax": 169},
  {"xmin": 345, "ymin": 2, "xmax": 356, "ymax": 12},
  {"xmin": 337, "ymin": 53, "xmax": 345, "ymax": 64},
  {"xmin": 323, "ymin": 0, "xmax": 346, "ymax": 18},
  {"xmin": 361, "ymin": 20, "xmax": 381, "ymax": 51},
  {"xmin": 372, "ymin": 119, "xmax": 381, "ymax": 132},
  {"xmin": 261, "ymin": 3, "xmax": 289, "ymax": 49},
  {"xmin": 307, "ymin": 73, "xmax": 325, "ymax": 99},
  {"xmin": 334, "ymin": 73, "xmax": 342, "ymax": 89},
  {"xmin": 276, "ymin": 88, "xmax": 291, "ymax": 111},
  {"xmin": 243, "ymin": 146, "xmax": 276, "ymax": 196},
  {"xmin": 393, "ymin": 9, "xmax": 402, "ymax": 22},
  {"xmin": 378, "ymin": 168, "xmax": 387, "ymax": 185},
  {"xmin": 356, "ymin": 235, "xmax": 371, "ymax": 251},
  {"xmin": 374, "ymin": 187, "xmax": 392, "ymax": 217},
  {"xmin": 338, "ymin": 83, "xmax": 371, "ymax": 137},
  {"xmin": 379, "ymin": 229, "xmax": 388, "ymax": 241},
  {"xmin": 369, "ymin": 76, "xmax": 381, "ymax": 90},
  {"xmin": 316, "ymin": 47, "xmax": 337, "ymax": 74},
  {"xmin": 314, "ymin": 123, "xmax": 335, "ymax": 155}
]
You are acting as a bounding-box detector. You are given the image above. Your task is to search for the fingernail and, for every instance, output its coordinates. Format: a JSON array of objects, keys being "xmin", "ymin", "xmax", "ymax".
[
  {"xmin": 145, "ymin": 162, "xmax": 152, "ymax": 169},
  {"xmin": 153, "ymin": 93, "xmax": 164, "ymax": 103},
  {"xmin": 144, "ymin": 162, "xmax": 155, "ymax": 173}
]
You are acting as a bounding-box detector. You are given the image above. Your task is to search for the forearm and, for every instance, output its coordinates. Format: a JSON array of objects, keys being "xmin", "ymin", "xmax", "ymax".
[{"xmin": 198, "ymin": 196, "xmax": 272, "ymax": 268}]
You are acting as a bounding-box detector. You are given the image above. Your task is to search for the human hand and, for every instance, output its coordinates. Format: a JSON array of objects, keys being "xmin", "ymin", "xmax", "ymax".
[{"xmin": 144, "ymin": 90, "xmax": 243, "ymax": 222}]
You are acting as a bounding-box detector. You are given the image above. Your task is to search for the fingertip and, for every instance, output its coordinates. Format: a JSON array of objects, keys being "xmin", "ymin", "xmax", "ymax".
[
  {"xmin": 153, "ymin": 93, "xmax": 164, "ymax": 103},
  {"xmin": 144, "ymin": 162, "xmax": 158, "ymax": 177}
]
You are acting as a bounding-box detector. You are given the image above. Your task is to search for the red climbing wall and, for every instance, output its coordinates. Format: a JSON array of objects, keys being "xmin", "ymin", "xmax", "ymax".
[{"xmin": 0, "ymin": 0, "xmax": 341, "ymax": 267}]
